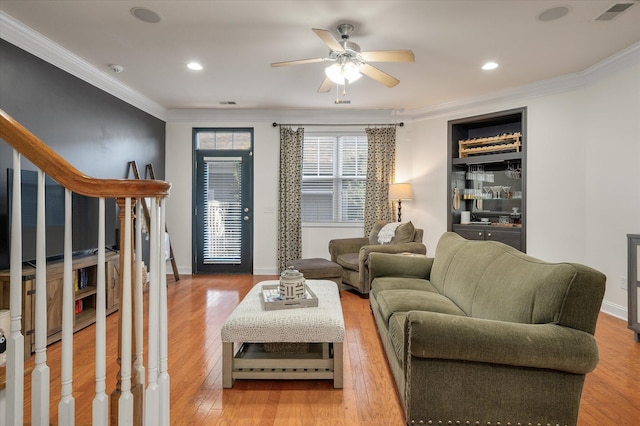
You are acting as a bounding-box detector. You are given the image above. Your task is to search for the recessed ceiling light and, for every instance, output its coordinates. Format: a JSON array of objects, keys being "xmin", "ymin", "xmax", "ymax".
[
  {"xmin": 187, "ymin": 62, "xmax": 203, "ymax": 71},
  {"xmin": 130, "ymin": 7, "xmax": 162, "ymax": 24},
  {"xmin": 482, "ymin": 62, "xmax": 499, "ymax": 71},
  {"xmin": 537, "ymin": 6, "xmax": 571, "ymax": 22}
]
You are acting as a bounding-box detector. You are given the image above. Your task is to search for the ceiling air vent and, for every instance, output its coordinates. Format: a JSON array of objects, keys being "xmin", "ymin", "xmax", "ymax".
[
  {"xmin": 219, "ymin": 101, "xmax": 237, "ymax": 105},
  {"xmin": 595, "ymin": 3, "xmax": 635, "ymax": 21}
]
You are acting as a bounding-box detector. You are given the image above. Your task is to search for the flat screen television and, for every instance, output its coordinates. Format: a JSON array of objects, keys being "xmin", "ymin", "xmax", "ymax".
[{"xmin": 7, "ymin": 168, "xmax": 118, "ymax": 265}]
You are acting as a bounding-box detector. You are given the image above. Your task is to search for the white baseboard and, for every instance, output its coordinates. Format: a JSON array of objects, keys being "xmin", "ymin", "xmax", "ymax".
[
  {"xmin": 169, "ymin": 267, "xmax": 278, "ymax": 275},
  {"xmin": 600, "ymin": 300, "xmax": 627, "ymax": 321},
  {"xmin": 253, "ymin": 267, "xmax": 279, "ymax": 275}
]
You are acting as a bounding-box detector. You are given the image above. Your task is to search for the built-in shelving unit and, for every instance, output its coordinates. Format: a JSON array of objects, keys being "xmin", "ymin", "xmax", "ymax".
[
  {"xmin": 0, "ymin": 251, "xmax": 119, "ymax": 359},
  {"xmin": 447, "ymin": 107, "xmax": 527, "ymax": 251}
]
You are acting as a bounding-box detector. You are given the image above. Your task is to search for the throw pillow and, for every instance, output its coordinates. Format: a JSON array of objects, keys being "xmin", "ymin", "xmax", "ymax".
[
  {"xmin": 377, "ymin": 222, "xmax": 402, "ymax": 244},
  {"xmin": 369, "ymin": 220, "xmax": 387, "ymax": 245},
  {"xmin": 391, "ymin": 221, "xmax": 415, "ymax": 243}
]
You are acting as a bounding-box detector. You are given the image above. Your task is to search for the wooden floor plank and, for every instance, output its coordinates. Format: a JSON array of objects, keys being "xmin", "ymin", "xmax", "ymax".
[{"xmin": 21, "ymin": 274, "xmax": 640, "ymax": 425}]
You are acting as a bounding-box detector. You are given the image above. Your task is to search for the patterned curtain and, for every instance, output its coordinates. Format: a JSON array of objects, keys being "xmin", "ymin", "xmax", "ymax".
[
  {"xmin": 364, "ymin": 126, "xmax": 396, "ymax": 236},
  {"xmin": 277, "ymin": 126, "xmax": 304, "ymax": 272}
]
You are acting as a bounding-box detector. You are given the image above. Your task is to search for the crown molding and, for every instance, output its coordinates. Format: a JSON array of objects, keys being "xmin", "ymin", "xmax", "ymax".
[
  {"xmin": 400, "ymin": 41, "xmax": 640, "ymax": 122},
  {"xmin": 0, "ymin": 11, "xmax": 167, "ymax": 121},
  {"xmin": 166, "ymin": 107, "xmax": 400, "ymax": 124}
]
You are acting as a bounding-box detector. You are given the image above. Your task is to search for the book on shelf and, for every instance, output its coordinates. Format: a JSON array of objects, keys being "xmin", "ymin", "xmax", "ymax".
[
  {"xmin": 75, "ymin": 299, "xmax": 83, "ymax": 314},
  {"xmin": 74, "ymin": 268, "xmax": 89, "ymax": 292}
]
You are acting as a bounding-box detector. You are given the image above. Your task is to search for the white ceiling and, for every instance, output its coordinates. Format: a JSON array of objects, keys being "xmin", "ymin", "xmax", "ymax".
[{"xmin": 1, "ymin": 0, "xmax": 639, "ymax": 115}]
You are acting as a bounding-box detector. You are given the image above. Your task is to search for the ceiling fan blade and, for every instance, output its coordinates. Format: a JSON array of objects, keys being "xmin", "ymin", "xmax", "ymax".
[
  {"xmin": 359, "ymin": 63, "xmax": 400, "ymax": 88},
  {"xmin": 271, "ymin": 57, "xmax": 328, "ymax": 67},
  {"xmin": 312, "ymin": 28, "xmax": 344, "ymax": 52},
  {"xmin": 318, "ymin": 77, "xmax": 333, "ymax": 93},
  {"xmin": 360, "ymin": 50, "xmax": 415, "ymax": 63}
]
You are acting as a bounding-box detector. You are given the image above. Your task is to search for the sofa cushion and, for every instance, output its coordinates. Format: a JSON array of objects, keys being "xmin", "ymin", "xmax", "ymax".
[
  {"xmin": 370, "ymin": 277, "xmax": 439, "ymax": 299},
  {"xmin": 391, "ymin": 221, "xmax": 415, "ymax": 243},
  {"xmin": 472, "ymin": 253, "xmax": 579, "ymax": 324},
  {"xmin": 432, "ymin": 239, "xmax": 509, "ymax": 315},
  {"xmin": 376, "ymin": 289, "xmax": 466, "ymax": 323},
  {"xmin": 428, "ymin": 232, "xmax": 589, "ymax": 325},
  {"xmin": 388, "ymin": 312, "xmax": 407, "ymax": 368},
  {"xmin": 336, "ymin": 252, "xmax": 359, "ymax": 271}
]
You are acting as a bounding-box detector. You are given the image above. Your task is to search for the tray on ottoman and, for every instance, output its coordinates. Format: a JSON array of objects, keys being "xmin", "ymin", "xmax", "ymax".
[{"xmin": 261, "ymin": 284, "xmax": 318, "ymax": 310}]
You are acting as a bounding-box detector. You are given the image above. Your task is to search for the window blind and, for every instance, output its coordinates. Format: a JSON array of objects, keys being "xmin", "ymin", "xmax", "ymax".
[
  {"xmin": 203, "ymin": 157, "xmax": 242, "ymax": 264},
  {"xmin": 301, "ymin": 134, "xmax": 367, "ymax": 223}
]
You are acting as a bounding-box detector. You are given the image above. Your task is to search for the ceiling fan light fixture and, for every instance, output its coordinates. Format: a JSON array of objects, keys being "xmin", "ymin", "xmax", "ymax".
[
  {"xmin": 343, "ymin": 61, "xmax": 362, "ymax": 83},
  {"xmin": 325, "ymin": 61, "xmax": 362, "ymax": 85},
  {"xmin": 325, "ymin": 63, "xmax": 345, "ymax": 84}
]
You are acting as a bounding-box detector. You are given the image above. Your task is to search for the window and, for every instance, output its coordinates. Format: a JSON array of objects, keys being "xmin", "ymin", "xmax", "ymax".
[
  {"xmin": 196, "ymin": 130, "xmax": 252, "ymax": 150},
  {"xmin": 301, "ymin": 133, "xmax": 367, "ymax": 223}
]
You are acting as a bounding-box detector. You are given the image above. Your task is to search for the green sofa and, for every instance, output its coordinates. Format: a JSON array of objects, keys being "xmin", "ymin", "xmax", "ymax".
[{"xmin": 368, "ymin": 232, "xmax": 606, "ymax": 426}]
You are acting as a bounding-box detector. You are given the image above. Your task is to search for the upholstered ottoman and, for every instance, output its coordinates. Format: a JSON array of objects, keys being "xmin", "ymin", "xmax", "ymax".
[
  {"xmin": 286, "ymin": 258, "xmax": 342, "ymax": 290},
  {"xmin": 221, "ymin": 280, "xmax": 345, "ymax": 388}
]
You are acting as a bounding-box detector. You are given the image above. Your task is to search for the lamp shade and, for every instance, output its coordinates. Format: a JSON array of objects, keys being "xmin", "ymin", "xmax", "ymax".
[{"xmin": 389, "ymin": 183, "xmax": 413, "ymax": 201}]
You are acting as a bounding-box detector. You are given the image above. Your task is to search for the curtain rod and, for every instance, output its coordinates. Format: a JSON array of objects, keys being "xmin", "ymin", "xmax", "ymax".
[{"xmin": 272, "ymin": 122, "xmax": 403, "ymax": 127}]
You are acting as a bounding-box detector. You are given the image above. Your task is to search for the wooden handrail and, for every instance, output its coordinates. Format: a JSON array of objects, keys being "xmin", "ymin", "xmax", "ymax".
[{"xmin": 0, "ymin": 108, "xmax": 170, "ymax": 198}]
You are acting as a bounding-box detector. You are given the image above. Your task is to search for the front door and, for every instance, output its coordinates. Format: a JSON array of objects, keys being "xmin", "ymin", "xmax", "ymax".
[{"xmin": 193, "ymin": 129, "xmax": 253, "ymax": 273}]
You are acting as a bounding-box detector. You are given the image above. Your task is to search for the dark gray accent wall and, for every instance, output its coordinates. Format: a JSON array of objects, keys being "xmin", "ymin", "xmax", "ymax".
[{"xmin": 0, "ymin": 39, "xmax": 166, "ymax": 270}]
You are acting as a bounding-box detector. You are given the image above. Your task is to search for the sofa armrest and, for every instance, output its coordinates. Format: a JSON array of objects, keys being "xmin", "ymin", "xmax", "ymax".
[
  {"xmin": 359, "ymin": 242, "xmax": 427, "ymax": 264},
  {"xmin": 368, "ymin": 252, "xmax": 433, "ymax": 281},
  {"xmin": 328, "ymin": 237, "xmax": 369, "ymax": 262},
  {"xmin": 406, "ymin": 311, "xmax": 599, "ymax": 374}
]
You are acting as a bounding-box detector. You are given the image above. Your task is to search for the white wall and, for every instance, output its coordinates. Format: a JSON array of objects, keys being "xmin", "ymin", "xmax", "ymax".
[
  {"xmin": 582, "ymin": 62, "xmax": 640, "ymax": 314},
  {"xmin": 165, "ymin": 120, "xmax": 280, "ymax": 275},
  {"xmin": 165, "ymin": 48, "xmax": 640, "ymax": 319},
  {"xmin": 404, "ymin": 57, "xmax": 640, "ymax": 319}
]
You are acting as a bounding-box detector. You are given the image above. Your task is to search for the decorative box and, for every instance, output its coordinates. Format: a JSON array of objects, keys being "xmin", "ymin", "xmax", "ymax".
[{"xmin": 279, "ymin": 267, "xmax": 306, "ymax": 300}]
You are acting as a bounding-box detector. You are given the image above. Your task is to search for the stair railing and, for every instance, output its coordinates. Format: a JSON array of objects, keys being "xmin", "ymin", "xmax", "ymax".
[{"xmin": 0, "ymin": 108, "xmax": 171, "ymax": 426}]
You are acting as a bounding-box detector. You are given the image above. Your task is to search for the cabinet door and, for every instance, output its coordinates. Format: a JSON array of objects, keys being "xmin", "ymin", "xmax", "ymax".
[
  {"xmin": 46, "ymin": 276, "xmax": 64, "ymax": 339},
  {"xmin": 106, "ymin": 258, "xmax": 120, "ymax": 313},
  {"xmin": 485, "ymin": 229, "xmax": 522, "ymax": 251}
]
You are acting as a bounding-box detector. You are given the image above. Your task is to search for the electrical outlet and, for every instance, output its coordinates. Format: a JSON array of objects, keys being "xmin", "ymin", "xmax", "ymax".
[{"xmin": 620, "ymin": 276, "xmax": 628, "ymax": 290}]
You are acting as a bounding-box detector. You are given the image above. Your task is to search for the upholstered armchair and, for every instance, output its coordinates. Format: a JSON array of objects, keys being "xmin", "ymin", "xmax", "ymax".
[{"xmin": 328, "ymin": 221, "xmax": 426, "ymax": 295}]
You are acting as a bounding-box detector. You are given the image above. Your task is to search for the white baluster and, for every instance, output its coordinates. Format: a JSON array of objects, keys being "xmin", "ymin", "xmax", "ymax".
[
  {"xmin": 134, "ymin": 198, "xmax": 145, "ymax": 424},
  {"xmin": 58, "ymin": 188, "xmax": 75, "ymax": 424},
  {"xmin": 145, "ymin": 198, "xmax": 159, "ymax": 426},
  {"xmin": 158, "ymin": 198, "xmax": 170, "ymax": 426},
  {"xmin": 31, "ymin": 170, "xmax": 50, "ymax": 426},
  {"xmin": 7, "ymin": 151, "xmax": 25, "ymax": 425},
  {"xmin": 118, "ymin": 197, "xmax": 134, "ymax": 425},
  {"xmin": 92, "ymin": 197, "xmax": 108, "ymax": 426}
]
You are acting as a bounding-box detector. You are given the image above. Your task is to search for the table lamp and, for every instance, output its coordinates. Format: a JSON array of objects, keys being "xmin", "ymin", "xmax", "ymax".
[{"xmin": 389, "ymin": 183, "xmax": 413, "ymax": 222}]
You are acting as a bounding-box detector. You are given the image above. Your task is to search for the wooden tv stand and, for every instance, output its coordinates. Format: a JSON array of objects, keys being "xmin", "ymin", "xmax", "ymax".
[{"xmin": 0, "ymin": 251, "xmax": 120, "ymax": 360}]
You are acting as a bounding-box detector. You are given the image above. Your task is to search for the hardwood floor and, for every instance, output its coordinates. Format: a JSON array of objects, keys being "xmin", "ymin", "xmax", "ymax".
[{"xmin": 22, "ymin": 274, "xmax": 640, "ymax": 425}]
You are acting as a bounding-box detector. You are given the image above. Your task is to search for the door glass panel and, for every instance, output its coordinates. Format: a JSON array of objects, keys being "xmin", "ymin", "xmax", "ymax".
[
  {"xmin": 203, "ymin": 157, "xmax": 242, "ymax": 264},
  {"xmin": 197, "ymin": 131, "xmax": 252, "ymax": 150}
]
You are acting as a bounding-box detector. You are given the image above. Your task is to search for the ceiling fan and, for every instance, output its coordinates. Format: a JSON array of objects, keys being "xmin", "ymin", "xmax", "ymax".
[{"xmin": 271, "ymin": 24, "xmax": 415, "ymax": 93}]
